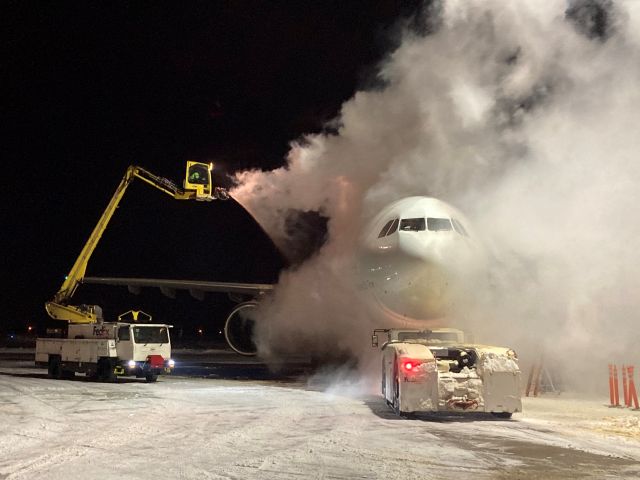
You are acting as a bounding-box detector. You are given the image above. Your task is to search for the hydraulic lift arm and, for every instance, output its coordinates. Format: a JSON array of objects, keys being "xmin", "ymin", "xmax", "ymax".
[{"xmin": 45, "ymin": 162, "xmax": 228, "ymax": 324}]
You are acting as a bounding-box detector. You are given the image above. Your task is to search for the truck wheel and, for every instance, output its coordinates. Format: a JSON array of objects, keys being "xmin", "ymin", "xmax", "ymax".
[
  {"xmin": 393, "ymin": 379, "xmax": 401, "ymax": 415},
  {"xmin": 61, "ymin": 370, "xmax": 75, "ymax": 380},
  {"xmin": 47, "ymin": 356, "xmax": 62, "ymax": 379},
  {"xmin": 97, "ymin": 358, "xmax": 116, "ymax": 383},
  {"xmin": 491, "ymin": 412, "xmax": 513, "ymax": 419},
  {"xmin": 392, "ymin": 378, "xmax": 413, "ymax": 418},
  {"xmin": 145, "ymin": 374, "xmax": 158, "ymax": 383}
]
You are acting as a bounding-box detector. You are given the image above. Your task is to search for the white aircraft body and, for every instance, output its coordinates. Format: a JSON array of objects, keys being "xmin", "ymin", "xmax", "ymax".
[
  {"xmin": 84, "ymin": 196, "xmax": 485, "ymax": 355},
  {"xmin": 357, "ymin": 196, "xmax": 484, "ymax": 326}
]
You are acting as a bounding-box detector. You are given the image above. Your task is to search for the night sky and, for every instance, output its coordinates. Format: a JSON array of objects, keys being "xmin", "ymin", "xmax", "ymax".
[{"xmin": 4, "ymin": 1, "xmax": 422, "ymax": 337}]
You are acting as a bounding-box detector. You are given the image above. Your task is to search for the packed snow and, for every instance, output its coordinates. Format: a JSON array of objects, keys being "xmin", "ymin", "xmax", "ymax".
[{"xmin": 1, "ymin": 359, "xmax": 639, "ymax": 479}]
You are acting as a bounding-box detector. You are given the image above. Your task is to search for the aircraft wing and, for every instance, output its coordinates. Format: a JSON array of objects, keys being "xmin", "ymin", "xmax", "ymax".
[{"xmin": 82, "ymin": 276, "xmax": 274, "ymax": 300}]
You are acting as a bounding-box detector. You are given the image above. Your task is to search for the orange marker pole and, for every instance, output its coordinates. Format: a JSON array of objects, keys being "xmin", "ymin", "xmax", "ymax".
[
  {"xmin": 525, "ymin": 365, "xmax": 534, "ymax": 397},
  {"xmin": 613, "ymin": 365, "xmax": 620, "ymax": 406},
  {"xmin": 533, "ymin": 362, "xmax": 542, "ymax": 397},
  {"xmin": 628, "ymin": 366, "xmax": 639, "ymax": 410},
  {"xmin": 622, "ymin": 364, "xmax": 629, "ymax": 407},
  {"xmin": 608, "ymin": 364, "xmax": 615, "ymax": 406}
]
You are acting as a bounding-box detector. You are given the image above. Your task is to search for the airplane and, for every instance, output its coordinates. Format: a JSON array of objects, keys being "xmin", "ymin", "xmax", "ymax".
[
  {"xmin": 357, "ymin": 196, "xmax": 485, "ymax": 327},
  {"xmin": 82, "ymin": 195, "xmax": 486, "ymax": 356}
]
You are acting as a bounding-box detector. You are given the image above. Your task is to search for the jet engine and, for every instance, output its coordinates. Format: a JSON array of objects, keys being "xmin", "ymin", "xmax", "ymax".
[{"xmin": 224, "ymin": 301, "xmax": 259, "ymax": 355}]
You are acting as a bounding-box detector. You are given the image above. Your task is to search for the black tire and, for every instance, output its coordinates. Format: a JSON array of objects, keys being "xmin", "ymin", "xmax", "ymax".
[
  {"xmin": 61, "ymin": 369, "xmax": 75, "ymax": 380},
  {"xmin": 47, "ymin": 356, "xmax": 62, "ymax": 379},
  {"xmin": 97, "ymin": 358, "xmax": 116, "ymax": 383},
  {"xmin": 392, "ymin": 378, "xmax": 413, "ymax": 418},
  {"xmin": 381, "ymin": 359, "xmax": 386, "ymax": 396},
  {"xmin": 393, "ymin": 378, "xmax": 401, "ymax": 416},
  {"xmin": 491, "ymin": 412, "xmax": 513, "ymax": 419},
  {"xmin": 145, "ymin": 374, "xmax": 158, "ymax": 383}
]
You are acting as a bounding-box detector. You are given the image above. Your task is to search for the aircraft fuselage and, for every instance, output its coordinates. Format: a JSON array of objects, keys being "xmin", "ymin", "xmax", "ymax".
[{"xmin": 358, "ymin": 196, "xmax": 484, "ymax": 325}]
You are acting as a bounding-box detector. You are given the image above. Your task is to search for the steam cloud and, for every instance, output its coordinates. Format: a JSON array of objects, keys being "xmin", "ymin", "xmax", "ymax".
[{"xmin": 231, "ymin": 0, "xmax": 640, "ymax": 390}]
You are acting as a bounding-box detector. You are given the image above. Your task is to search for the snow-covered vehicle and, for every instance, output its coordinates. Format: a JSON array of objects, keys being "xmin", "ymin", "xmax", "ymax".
[{"xmin": 372, "ymin": 328, "xmax": 522, "ymax": 417}]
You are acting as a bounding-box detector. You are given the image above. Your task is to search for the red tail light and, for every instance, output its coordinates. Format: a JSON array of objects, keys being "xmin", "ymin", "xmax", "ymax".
[{"xmin": 402, "ymin": 360, "xmax": 422, "ymax": 372}]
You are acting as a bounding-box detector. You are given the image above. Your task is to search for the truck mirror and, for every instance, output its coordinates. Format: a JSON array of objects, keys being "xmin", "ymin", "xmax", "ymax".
[{"xmin": 372, "ymin": 335, "xmax": 379, "ymax": 348}]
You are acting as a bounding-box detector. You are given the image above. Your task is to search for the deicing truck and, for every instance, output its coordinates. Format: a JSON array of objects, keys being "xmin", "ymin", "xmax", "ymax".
[
  {"xmin": 36, "ymin": 162, "xmax": 227, "ymax": 382},
  {"xmin": 372, "ymin": 328, "xmax": 522, "ymax": 417}
]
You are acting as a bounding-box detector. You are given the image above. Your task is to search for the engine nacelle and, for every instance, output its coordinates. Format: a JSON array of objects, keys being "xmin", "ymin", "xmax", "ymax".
[{"xmin": 224, "ymin": 302, "xmax": 258, "ymax": 356}]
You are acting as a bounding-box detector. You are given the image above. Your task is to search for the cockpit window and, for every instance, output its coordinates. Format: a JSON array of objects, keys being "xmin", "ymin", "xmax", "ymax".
[
  {"xmin": 452, "ymin": 218, "xmax": 469, "ymax": 237},
  {"xmin": 427, "ymin": 218, "xmax": 453, "ymax": 232},
  {"xmin": 387, "ymin": 218, "xmax": 399, "ymax": 236},
  {"xmin": 400, "ymin": 218, "xmax": 426, "ymax": 231},
  {"xmin": 378, "ymin": 218, "xmax": 400, "ymax": 238},
  {"xmin": 378, "ymin": 220, "xmax": 394, "ymax": 238}
]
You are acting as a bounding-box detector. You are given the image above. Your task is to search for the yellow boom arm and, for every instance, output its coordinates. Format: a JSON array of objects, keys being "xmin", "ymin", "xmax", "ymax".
[{"xmin": 45, "ymin": 162, "xmax": 227, "ymax": 324}]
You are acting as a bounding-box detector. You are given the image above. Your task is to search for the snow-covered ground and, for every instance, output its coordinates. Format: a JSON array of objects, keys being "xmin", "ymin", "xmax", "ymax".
[{"xmin": 1, "ymin": 360, "xmax": 638, "ymax": 479}]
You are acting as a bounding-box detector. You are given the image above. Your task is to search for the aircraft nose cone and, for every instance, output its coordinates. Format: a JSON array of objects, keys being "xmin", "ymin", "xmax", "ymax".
[{"xmin": 359, "ymin": 233, "xmax": 487, "ymax": 323}]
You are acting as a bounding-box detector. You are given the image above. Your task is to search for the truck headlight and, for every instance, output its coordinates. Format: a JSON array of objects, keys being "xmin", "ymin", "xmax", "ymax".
[
  {"xmin": 127, "ymin": 360, "xmax": 136, "ymax": 368},
  {"xmin": 168, "ymin": 359, "xmax": 175, "ymax": 368},
  {"xmin": 506, "ymin": 349, "xmax": 518, "ymax": 359}
]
